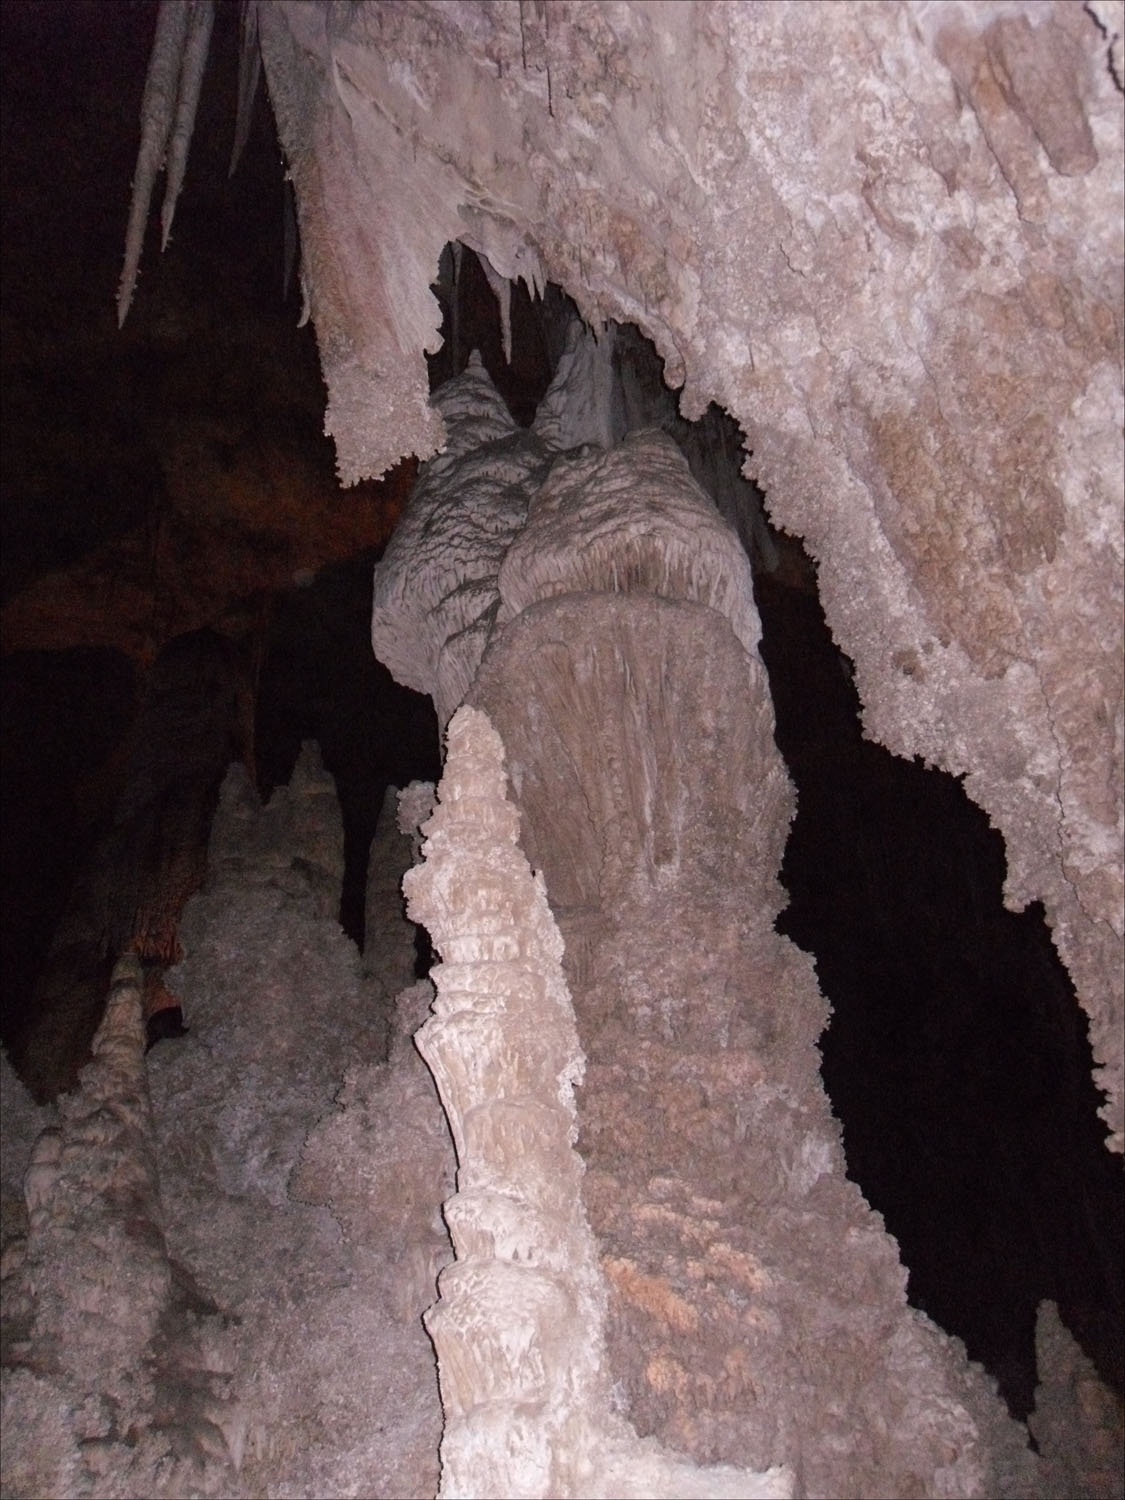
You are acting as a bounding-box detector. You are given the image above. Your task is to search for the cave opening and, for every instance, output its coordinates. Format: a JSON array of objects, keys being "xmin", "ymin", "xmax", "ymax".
[
  {"xmin": 425, "ymin": 250, "xmax": 1124, "ymax": 1424},
  {"xmin": 0, "ymin": 647, "xmax": 139, "ymax": 1065}
]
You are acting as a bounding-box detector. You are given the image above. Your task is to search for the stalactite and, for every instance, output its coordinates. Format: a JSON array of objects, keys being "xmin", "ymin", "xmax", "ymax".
[
  {"xmin": 116, "ymin": 1, "xmax": 190, "ymax": 327},
  {"xmin": 117, "ymin": 0, "xmax": 215, "ymax": 327},
  {"xmin": 478, "ymin": 251, "xmax": 513, "ymax": 364},
  {"xmin": 228, "ymin": 0, "xmax": 261, "ymax": 179},
  {"xmin": 160, "ymin": 0, "xmax": 214, "ymax": 252}
]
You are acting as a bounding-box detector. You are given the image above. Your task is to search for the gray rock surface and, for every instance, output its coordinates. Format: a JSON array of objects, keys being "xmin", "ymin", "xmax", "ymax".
[{"xmin": 371, "ymin": 355, "xmax": 552, "ymax": 726}]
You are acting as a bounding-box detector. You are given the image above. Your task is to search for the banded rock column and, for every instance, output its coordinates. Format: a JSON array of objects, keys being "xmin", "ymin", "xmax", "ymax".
[{"xmin": 404, "ymin": 705, "xmax": 791, "ymax": 1500}]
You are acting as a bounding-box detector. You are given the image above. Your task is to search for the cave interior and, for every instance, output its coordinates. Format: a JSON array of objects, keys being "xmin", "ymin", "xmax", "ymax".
[{"xmin": 0, "ymin": 2, "xmax": 1122, "ymax": 1492}]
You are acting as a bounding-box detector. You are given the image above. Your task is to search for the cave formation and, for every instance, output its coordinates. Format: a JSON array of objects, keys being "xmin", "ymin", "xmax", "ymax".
[{"xmin": 1, "ymin": 4, "xmax": 1123, "ymax": 1499}]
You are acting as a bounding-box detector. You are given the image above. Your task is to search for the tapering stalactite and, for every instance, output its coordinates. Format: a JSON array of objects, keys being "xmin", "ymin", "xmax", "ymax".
[{"xmin": 118, "ymin": 0, "xmax": 215, "ymax": 326}]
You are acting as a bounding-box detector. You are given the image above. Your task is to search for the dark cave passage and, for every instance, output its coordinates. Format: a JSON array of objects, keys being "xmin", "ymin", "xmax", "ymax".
[
  {"xmin": 752, "ymin": 549, "xmax": 1125, "ymax": 1420},
  {"xmin": 0, "ymin": 648, "xmax": 138, "ymax": 1060},
  {"xmin": 252, "ymin": 549, "xmax": 441, "ymax": 950}
]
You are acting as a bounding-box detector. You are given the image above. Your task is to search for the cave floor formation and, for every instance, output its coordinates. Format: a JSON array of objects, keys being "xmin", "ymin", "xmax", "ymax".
[{"xmin": 2, "ymin": 748, "xmax": 454, "ymax": 1500}]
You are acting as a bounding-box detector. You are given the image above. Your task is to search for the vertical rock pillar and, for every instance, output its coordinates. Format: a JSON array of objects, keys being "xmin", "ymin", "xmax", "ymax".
[
  {"xmin": 2, "ymin": 954, "xmax": 173, "ymax": 1496},
  {"xmin": 404, "ymin": 706, "xmax": 792, "ymax": 1500},
  {"xmin": 403, "ymin": 706, "xmax": 606, "ymax": 1497}
]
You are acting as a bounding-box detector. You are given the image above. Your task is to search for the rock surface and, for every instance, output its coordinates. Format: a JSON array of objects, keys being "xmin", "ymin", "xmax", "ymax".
[
  {"xmin": 5, "ymin": 2, "xmax": 1121, "ymax": 1495},
  {"xmin": 1, "ymin": 954, "xmax": 241, "ymax": 1500},
  {"xmin": 148, "ymin": 748, "xmax": 447, "ymax": 1499},
  {"xmin": 371, "ymin": 355, "xmax": 552, "ymax": 727},
  {"xmin": 1028, "ymin": 1300, "xmax": 1125, "ymax": 1500},
  {"xmin": 496, "ymin": 428, "xmax": 761, "ymax": 659},
  {"xmin": 255, "ymin": 0, "xmax": 1123, "ymax": 1148},
  {"xmin": 404, "ymin": 704, "xmax": 792, "ymax": 1500},
  {"xmin": 369, "ymin": 344, "xmax": 1065, "ymax": 1494},
  {"xmin": 471, "ymin": 590, "xmax": 1036, "ymax": 1499},
  {"xmin": 1, "ymin": 746, "xmax": 455, "ymax": 1500}
]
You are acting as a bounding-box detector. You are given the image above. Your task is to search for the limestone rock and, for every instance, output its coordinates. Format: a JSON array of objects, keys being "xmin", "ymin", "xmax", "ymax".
[
  {"xmin": 404, "ymin": 705, "xmax": 792, "ymax": 1500},
  {"xmin": 0, "ymin": 1050, "xmax": 53, "ymax": 1280},
  {"xmin": 1029, "ymin": 1300, "xmax": 1125, "ymax": 1499},
  {"xmin": 371, "ymin": 356, "xmax": 552, "ymax": 726},
  {"xmin": 361, "ymin": 783, "xmax": 421, "ymax": 1003},
  {"xmin": 252, "ymin": 0, "xmax": 1123, "ymax": 1147},
  {"xmin": 0, "ymin": 956, "xmax": 244, "ymax": 1500},
  {"xmin": 531, "ymin": 318, "xmax": 625, "ymax": 455},
  {"xmin": 496, "ymin": 429, "xmax": 761, "ymax": 660},
  {"xmin": 150, "ymin": 750, "xmax": 446, "ymax": 1499},
  {"xmin": 472, "ymin": 586, "xmax": 1036, "ymax": 1499},
  {"xmin": 475, "ymin": 592, "xmax": 786, "ymax": 914},
  {"xmin": 207, "ymin": 741, "xmax": 344, "ymax": 918}
]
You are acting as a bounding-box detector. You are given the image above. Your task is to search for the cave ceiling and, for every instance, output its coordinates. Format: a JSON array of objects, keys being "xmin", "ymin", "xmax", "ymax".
[{"xmin": 0, "ymin": 0, "xmax": 411, "ymax": 663}]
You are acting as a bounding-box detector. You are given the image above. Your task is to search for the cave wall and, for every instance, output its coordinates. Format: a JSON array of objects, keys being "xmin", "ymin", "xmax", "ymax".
[{"xmin": 254, "ymin": 0, "xmax": 1124, "ymax": 1147}]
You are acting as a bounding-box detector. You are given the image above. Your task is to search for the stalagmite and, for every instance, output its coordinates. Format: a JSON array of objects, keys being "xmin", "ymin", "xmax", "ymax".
[
  {"xmin": 0, "ymin": 955, "xmax": 242, "ymax": 1499},
  {"xmin": 404, "ymin": 705, "xmax": 793, "ymax": 1500}
]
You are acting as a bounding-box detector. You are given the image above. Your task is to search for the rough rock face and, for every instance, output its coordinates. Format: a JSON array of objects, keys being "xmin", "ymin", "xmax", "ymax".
[
  {"xmin": 470, "ymin": 594, "xmax": 1032, "ymax": 1498},
  {"xmin": 0, "ymin": 954, "xmax": 241, "ymax": 1500},
  {"xmin": 205, "ymin": 739, "xmax": 344, "ymax": 921},
  {"xmin": 1028, "ymin": 1300, "xmax": 1125, "ymax": 1500},
  {"xmin": 362, "ymin": 782, "xmax": 430, "ymax": 1004},
  {"xmin": 495, "ymin": 428, "xmax": 761, "ymax": 660},
  {"xmin": 0, "ymin": 1050, "xmax": 53, "ymax": 1272},
  {"xmin": 403, "ymin": 705, "xmax": 792, "ymax": 1500},
  {"xmin": 149, "ymin": 746, "xmax": 445, "ymax": 1498},
  {"xmin": 364, "ymin": 349, "xmax": 1041, "ymax": 1494},
  {"xmin": 1, "ymin": 745, "xmax": 456, "ymax": 1500},
  {"xmin": 252, "ymin": 0, "xmax": 1124, "ymax": 1147},
  {"xmin": 371, "ymin": 355, "xmax": 552, "ymax": 727}
]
